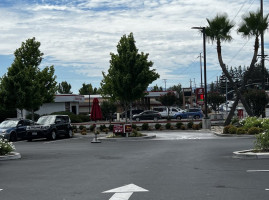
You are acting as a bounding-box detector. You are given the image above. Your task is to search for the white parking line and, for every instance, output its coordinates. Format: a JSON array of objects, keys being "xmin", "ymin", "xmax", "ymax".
[
  {"xmin": 0, "ymin": 189, "xmax": 3, "ymax": 192},
  {"xmin": 247, "ymin": 170, "xmax": 269, "ymax": 172}
]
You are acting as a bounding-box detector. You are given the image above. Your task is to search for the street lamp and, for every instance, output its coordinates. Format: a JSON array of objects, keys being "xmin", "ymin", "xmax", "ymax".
[{"xmin": 192, "ymin": 26, "xmax": 210, "ymax": 129}]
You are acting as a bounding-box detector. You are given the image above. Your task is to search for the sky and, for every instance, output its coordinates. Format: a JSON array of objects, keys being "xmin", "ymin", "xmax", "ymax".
[{"xmin": 0, "ymin": 0, "xmax": 268, "ymax": 94}]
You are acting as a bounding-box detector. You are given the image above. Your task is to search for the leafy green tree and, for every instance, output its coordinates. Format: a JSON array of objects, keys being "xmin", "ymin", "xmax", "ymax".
[
  {"xmin": 57, "ymin": 81, "xmax": 72, "ymax": 94},
  {"xmin": 101, "ymin": 33, "xmax": 159, "ymax": 121},
  {"xmin": 0, "ymin": 37, "xmax": 57, "ymax": 119},
  {"xmin": 101, "ymin": 101, "xmax": 117, "ymax": 122},
  {"xmin": 244, "ymin": 89, "xmax": 268, "ymax": 117},
  {"xmin": 207, "ymin": 92, "xmax": 225, "ymax": 113},
  {"xmin": 151, "ymin": 84, "xmax": 163, "ymax": 92},
  {"xmin": 79, "ymin": 83, "xmax": 93, "ymax": 95},
  {"xmin": 168, "ymin": 84, "xmax": 183, "ymax": 106}
]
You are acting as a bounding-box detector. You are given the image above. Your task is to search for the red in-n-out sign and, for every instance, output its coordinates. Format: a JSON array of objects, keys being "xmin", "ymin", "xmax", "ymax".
[{"xmin": 196, "ymin": 88, "xmax": 204, "ymax": 105}]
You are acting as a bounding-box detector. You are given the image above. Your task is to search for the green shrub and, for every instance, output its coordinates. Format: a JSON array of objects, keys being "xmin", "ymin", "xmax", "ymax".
[
  {"xmin": 176, "ymin": 122, "xmax": 183, "ymax": 129},
  {"xmin": 187, "ymin": 121, "xmax": 194, "ymax": 129},
  {"xmin": 132, "ymin": 124, "xmax": 137, "ymax": 130},
  {"xmin": 100, "ymin": 124, "xmax": 107, "ymax": 132},
  {"xmin": 240, "ymin": 117, "xmax": 262, "ymax": 129},
  {"xmin": 165, "ymin": 123, "xmax": 171, "ymax": 129},
  {"xmin": 72, "ymin": 125, "xmax": 77, "ymax": 133},
  {"xmin": 223, "ymin": 125, "xmax": 233, "ymax": 134},
  {"xmin": 255, "ymin": 131, "xmax": 269, "ymax": 151},
  {"xmin": 90, "ymin": 124, "xmax": 96, "ymax": 131},
  {"xmin": 199, "ymin": 122, "xmax": 202, "ymax": 129},
  {"xmin": 236, "ymin": 128, "xmax": 247, "ymax": 135},
  {"xmin": 0, "ymin": 139, "xmax": 15, "ymax": 155},
  {"xmin": 228, "ymin": 126, "xmax": 237, "ymax": 134},
  {"xmin": 181, "ymin": 125, "xmax": 186, "ymax": 130},
  {"xmin": 192, "ymin": 124, "xmax": 200, "ymax": 130},
  {"xmin": 80, "ymin": 128, "xmax": 87, "ymax": 135},
  {"xmin": 155, "ymin": 123, "xmax": 162, "ymax": 130},
  {"xmin": 142, "ymin": 123, "xmax": 149, "ymax": 130},
  {"xmin": 79, "ymin": 125, "xmax": 86, "ymax": 130},
  {"xmin": 248, "ymin": 127, "xmax": 261, "ymax": 135},
  {"xmin": 109, "ymin": 124, "xmax": 114, "ymax": 131}
]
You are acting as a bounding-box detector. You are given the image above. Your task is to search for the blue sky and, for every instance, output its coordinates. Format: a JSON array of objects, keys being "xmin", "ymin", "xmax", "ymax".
[{"xmin": 0, "ymin": 0, "xmax": 268, "ymax": 93}]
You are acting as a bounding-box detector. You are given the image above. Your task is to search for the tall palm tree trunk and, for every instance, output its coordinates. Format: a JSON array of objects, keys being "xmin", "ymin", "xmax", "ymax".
[{"xmin": 216, "ymin": 40, "xmax": 253, "ymax": 124}]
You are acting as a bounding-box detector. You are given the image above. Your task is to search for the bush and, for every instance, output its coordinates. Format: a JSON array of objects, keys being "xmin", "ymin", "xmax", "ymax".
[
  {"xmin": 192, "ymin": 124, "xmax": 200, "ymax": 130},
  {"xmin": 109, "ymin": 124, "xmax": 114, "ymax": 131},
  {"xmin": 239, "ymin": 117, "xmax": 262, "ymax": 129},
  {"xmin": 155, "ymin": 123, "xmax": 162, "ymax": 130},
  {"xmin": 0, "ymin": 139, "xmax": 15, "ymax": 155},
  {"xmin": 176, "ymin": 122, "xmax": 183, "ymax": 129},
  {"xmin": 248, "ymin": 127, "xmax": 261, "ymax": 135},
  {"xmin": 142, "ymin": 123, "xmax": 149, "ymax": 130},
  {"xmin": 187, "ymin": 121, "xmax": 194, "ymax": 129},
  {"xmin": 132, "ymin": 124, "xmax": 137, "ymax": 130},
  {"xmin": 80, "ymin": 128, "xmax": 87, "ymax": 135},
  {"xmin": 223, "ymin": 125, "xmax": 233, "ymax": 134},
  {"xmin": 255, "ymin": 131, "xmax": 269, "ymax": 151},
  {"xmin": 228, "ymin": 126, "xmax": 237, "ymax": 134},
  {"xmin": 165, "ymin": 123, "xmax": 171, "ymax": 129},
  {"xmin": 181, "ymin": 125, "xmax": 186, "ymax": 130},
  {"xmin": 90, "ymin": 124, "xmax": 96, "ymax": 131},
  {"xmin": 236, "ymin": 128, "xmax": 247, "ymax": 135},
  {"xmin": 100, "ymin": 124, "xmax": 107, "ymax": 132},
  {"xmin": 199, "ymin": 122, "xmax": 202, "ymax": 129},
  {"xmin": 79, "ymin": 125, "xmax": 85, "ymax": 130},
  {"xmin": 72, "ymin": 125, "xmax": 77, "ymax": 133}
]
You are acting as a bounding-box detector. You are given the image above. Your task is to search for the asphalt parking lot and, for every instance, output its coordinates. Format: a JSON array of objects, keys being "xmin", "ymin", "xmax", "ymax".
[{"xmin": 1, "ymin": 131, "xmax": 269, "ymax": 200}]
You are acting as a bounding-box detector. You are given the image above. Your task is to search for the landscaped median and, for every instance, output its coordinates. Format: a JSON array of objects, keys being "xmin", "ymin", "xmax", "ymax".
[
  {"xmin": 0, "ymin": 138, "xmax": 21, "ymax": 161},
  {"xmin": 221, "ymin": 117, "xmax": 269, "ymax": 159}
]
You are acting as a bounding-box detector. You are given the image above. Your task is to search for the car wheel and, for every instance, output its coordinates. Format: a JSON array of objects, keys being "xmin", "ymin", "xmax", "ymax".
[
  {"xmin": 49, "ymin": 131, "xmax": 57, "ymax": 140},
  {"xmin": 194, "ymin": 115, "xmax": 200, "ymax": 119},
  {"xmin": 66, "ymin": 129, "xmax": 73, "ymax": 138},
  {"xmin": 176, "ymin": 116, "xmax": 182, "ymax": 120},
  {"xmin": 9, "ymin": 132, "xmax": 17, "ymax": 142}
]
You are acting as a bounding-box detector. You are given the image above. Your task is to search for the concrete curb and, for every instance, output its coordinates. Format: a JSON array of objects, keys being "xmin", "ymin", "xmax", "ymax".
[
  {"xmin": 212, "ymin": 131, "xmax": 255, "ymax": 138},
  {"xmin": 0, "ymin": 152, "xmax": 21, "ymax": 161},
  {"xmin": 233, "ymin": 149, "xmax": 269, "ymax": 159},
  {"xmin": 99, "ymin": 135, "xmax": 156, "ymax": 141}
]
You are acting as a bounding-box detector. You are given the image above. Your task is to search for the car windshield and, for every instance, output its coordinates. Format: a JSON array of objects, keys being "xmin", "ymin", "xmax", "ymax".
[
  {"xmin": 0, "ymin": 120, "xmax": 19, "ymax": 128},
  {"xmin": 37, "ymin": 116, "xmax": 56, "ymax": 125}
]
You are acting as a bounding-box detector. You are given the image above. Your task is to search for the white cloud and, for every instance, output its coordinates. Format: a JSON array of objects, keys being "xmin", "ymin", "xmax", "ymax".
[{"xmin": 0, "ymin": 0, "xmax": 267, "ymax": 92}]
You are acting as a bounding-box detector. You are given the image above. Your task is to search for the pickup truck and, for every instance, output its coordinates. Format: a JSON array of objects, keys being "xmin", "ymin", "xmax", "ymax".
[{"xmin": 153, "ymin": 107, "xmax": 184, "ymax": 118}]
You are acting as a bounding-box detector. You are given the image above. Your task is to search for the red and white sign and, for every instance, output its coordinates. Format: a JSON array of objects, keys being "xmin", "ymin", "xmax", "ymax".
[{"xmin": 196, "ymin": 88, "xmax": 204, "ymax": 105}]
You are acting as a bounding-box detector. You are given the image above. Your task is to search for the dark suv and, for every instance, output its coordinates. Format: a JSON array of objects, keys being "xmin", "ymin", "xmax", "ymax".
[
  {"xmin": 0, "ymin": 119, "xmax": 34, "ymax": 141},
  {"xmin": 27, "ymin": 115, "xmax": 73, "ymax": 141}
]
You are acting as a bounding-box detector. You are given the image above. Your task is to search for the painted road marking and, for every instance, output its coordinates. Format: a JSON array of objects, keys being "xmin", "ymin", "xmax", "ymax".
[
  {"xmin": 103, "ymin": 183, "xmax": 148, "ymax": 200},
  {"xmin": 247, "ymin": 170, "xmax": 269, "ymax": 172},
  {"xmin": 0, "ymin": 189, "xmax": 3, "ymax": 192}
]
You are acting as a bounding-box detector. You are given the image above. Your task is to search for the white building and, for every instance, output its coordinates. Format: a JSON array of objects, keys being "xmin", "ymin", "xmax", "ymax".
[{"xmin": 19, "ymin": 94, "xmax": 84, "ymax": 118}]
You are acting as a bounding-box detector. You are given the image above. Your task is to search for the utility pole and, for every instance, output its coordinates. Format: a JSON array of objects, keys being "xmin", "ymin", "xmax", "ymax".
[
  {"xmin": 198, "ymin": 53, "xmax": 203, "ymax": 87},
  {"xmin": 261, "ymin": 0, "xmax": 266, "ymax": 117}
]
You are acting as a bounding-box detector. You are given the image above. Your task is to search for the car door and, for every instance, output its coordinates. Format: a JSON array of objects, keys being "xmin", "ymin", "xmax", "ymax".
[
  {"xmin": 16, "ymin": 120, "xmax": 27, "ymax": 139},
  {"xmin": 55, "ymin": 116, "xmax": 65, "ymax": 134}
]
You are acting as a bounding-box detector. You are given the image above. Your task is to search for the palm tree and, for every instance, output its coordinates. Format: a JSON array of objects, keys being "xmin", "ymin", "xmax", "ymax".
[
  {"xmin": 238, "ymin": 10, "xmax": 269, "ymax": 83},
  {"xmin": 204, "ymin": 13, "xmax": 253, "ymax": 125}
]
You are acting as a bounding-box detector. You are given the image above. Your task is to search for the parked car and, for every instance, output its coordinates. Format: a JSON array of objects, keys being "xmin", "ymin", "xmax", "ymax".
[
  {"xmin": 27, "ymin": 115, "xmax": 72, "ymax": 141},
  {"xmin": 0, "ymin": 118, "xmax": 34, "ymax": 142},
  {"xmin": 112, "ymin": 109, "xmax": 144, "ymax": 120},
  {"xmin": 132, "ymin": 110, "xmax": 162, "ymax": 121},
  {"xmin": 153, "ymin": 106, "xmax": 184, "ymax": 118},
  {"xmin": 172, "ymin": 108, "xmax": 203, "ymax": 120}
]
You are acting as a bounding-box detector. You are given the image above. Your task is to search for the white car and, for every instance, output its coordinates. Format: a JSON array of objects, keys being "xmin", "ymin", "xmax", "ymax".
[{"xmin": 153, "ymin": 107, "xmax": 184, "ymax": 118}]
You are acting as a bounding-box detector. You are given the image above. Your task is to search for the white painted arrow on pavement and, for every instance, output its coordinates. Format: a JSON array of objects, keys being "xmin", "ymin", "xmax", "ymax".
[{"xmin": 103, "ymin": 183, "xmax": 148, "ymax": 200}]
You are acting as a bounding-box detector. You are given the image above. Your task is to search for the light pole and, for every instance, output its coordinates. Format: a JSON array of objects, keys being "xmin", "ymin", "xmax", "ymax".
[{"xmin": 192, "ymin": 26, "xmax": 210, "ymax": 128}]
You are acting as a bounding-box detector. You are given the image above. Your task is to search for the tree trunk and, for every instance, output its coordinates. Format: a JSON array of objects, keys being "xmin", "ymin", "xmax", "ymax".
[
  {"xmin": 224, "ymin": 96, "xmax": 239, "ymax": 125},
  {"xmin": 130, "ymin": 102, "xmax": 133, "ymax": 125},
  {"xmin": 216, "ymin": 40, "xmax": 253, "ymax": 117}
]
